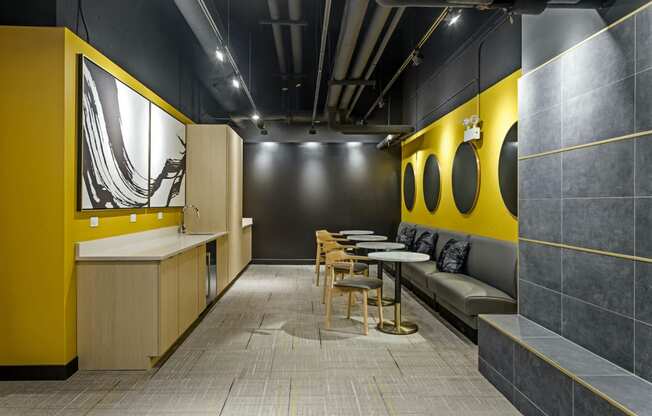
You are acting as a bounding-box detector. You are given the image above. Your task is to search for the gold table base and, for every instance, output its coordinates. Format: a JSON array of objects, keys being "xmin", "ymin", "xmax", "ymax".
[{"xmin": 377, "ymin": 320, "xmax": 418, "ymax": 335}]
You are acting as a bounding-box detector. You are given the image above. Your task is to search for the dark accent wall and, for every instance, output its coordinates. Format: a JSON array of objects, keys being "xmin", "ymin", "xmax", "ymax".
[
  {"xmin": 518, "ymin": 4, "xmax": 652, "ymax": 382},
  {"xmin": 400, "ymin": 9, "xmax": 521, "ymax": 131},
  {"xmin": 243, "ymin": 143, "xmax": 401, "ymax": 262}
]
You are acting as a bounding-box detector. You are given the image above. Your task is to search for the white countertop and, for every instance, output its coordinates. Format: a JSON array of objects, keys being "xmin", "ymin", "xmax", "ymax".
[
  {"xmin": 76, "ymin": 226, "xmax": 227, "ymax": 262},
  {"xmin": 368, "ymin": 251, "xmax": 430, "ymax": 263},
  {"xmin": 242, "ymin": 218, "xmax": 253, "ymax": 228}
]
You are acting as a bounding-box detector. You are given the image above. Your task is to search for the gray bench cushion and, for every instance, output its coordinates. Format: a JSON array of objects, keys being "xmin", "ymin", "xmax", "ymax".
[
  {"xmin": 335, "ymin": 278, "xmax": 382, "ymax": 290},
  {"xmin": 402, "ymin": 261, "xmax": 438, "ymax": 293},
  {"xmin": 466, "ymin": 236, "xmax": 517, "ymax": 298},
  {"xmin": 430, "ymin": 272, "xmax": 516, "ymax": 316}
]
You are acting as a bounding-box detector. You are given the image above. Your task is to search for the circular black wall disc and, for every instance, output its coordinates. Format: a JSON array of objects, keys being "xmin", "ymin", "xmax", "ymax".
[
  {"xmin": 422, "ymin": 154, "xmax": 440, "ymax": 212},
  {"xmin": 403, "ymin": 162, "xmax": 415, "ymax": 211},
  {"xmin": 452, "ymin": 142, "xmax": 480, "ymax": 214},
  {"xmin": 499, "ymin": 122, "xmax": 518, "ymax": 217}
]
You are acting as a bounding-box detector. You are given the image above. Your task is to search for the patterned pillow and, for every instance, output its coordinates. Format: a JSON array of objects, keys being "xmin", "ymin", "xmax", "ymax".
[
  {"xmin": 414, "ymin": 231, "xmax": 437, "ymax": 258},
  {"xmin": 436, "ymin": 239, "xmax": 470, "ymax": 273},
  {"xmin": 396, "ymin": 226, "xmax": 416, "ymax": 249}
]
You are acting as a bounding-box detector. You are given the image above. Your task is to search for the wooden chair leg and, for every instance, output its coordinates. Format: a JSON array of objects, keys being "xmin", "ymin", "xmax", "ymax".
[
  {"xmin": 347, "ymin": 292, "xmax": 353, "ymax": 319},
  {"xmin": 362, "ymin": 290, "xmax": 368, "ymax": 335},
  {"xmin": 325, "ymin": 288, "xmax": 332, "ymax": 329},
  {"xmin": 315, "ymin": 244, "xmax": 321, "ymax": 286},
  {"xmin": 377, "ymin": 288, "xmax": 383, "ymax": 328}
]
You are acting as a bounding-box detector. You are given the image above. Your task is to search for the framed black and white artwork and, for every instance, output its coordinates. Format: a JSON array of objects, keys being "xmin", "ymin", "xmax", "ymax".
[
  {"xmin": 79, "ymin": 56, "xmax": 150, "ymax": 210},
  {"xmin": 149, "ymin": 103, "xmax": 186, "ymax": 208}
]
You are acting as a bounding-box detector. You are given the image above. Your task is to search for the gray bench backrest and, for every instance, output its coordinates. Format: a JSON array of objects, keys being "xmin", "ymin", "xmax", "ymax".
[{"xmin": 467, "ymin": 235, "xmax": 517, "ymax": 298}]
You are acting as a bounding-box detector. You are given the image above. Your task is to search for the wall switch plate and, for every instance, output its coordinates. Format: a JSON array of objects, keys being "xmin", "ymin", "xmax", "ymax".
[
  {"xmin": 157, "ymin": 212, "xmax": 164, "ymax": 220},
  {"xmin": 130, "ymin": 213, "xmax": 137, "ymax": 223},
  {"xmin": 90, "ymin": 217, "xmax": 99, "ymax": 228}
]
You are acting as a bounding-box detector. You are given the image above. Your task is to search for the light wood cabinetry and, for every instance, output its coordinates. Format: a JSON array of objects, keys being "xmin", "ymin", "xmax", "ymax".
[
  {"xmin": 186, "ymin": 125, "xmax": 251, "ymax": 281},
  {"xmin": 216, "ymin": 234, "xmax": 229, "ymax": 293},
  {"xmin": 77, "ymin": 245, "xmax": 208, "ymax": 370}
]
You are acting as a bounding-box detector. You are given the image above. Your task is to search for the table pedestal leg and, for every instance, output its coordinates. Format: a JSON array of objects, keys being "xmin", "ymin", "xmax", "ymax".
[
  {"xmin": 377, "ymin": 262, "xmax": 418, "ymax": 335},
  {"xmin": 367, "ymin": 259, "xmax": 395, "ymax": 307}
]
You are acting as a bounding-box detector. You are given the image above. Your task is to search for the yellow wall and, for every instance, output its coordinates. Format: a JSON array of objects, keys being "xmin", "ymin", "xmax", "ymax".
[
  {"xmin": 0, "ymin": 26, "xmax": 192, "ymax": 366},
  {"xmin": 401, "ymin": 70, "xmax": 520, "ymax": 242}
]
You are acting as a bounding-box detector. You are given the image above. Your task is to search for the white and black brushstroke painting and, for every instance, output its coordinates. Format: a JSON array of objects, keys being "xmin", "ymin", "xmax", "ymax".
[
  {"xmin": 80, "ymin": 57, "xmax": 150, "ymax": 209},
  {"xmin": 149, "ymin": 104, "xmax": 186, "ymax": 208}
]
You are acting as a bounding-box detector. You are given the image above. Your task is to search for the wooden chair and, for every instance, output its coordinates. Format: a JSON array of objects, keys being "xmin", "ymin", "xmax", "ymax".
[
  {"xmin": 320, "ymin": 240, "xmax": 368, "ymax": 301},
  {"xmin": 314, "ymin": 230, "xmax": 351, "ymax": 286},
  {"xmin": 323, "ymin": 250, "xmax": 383, "ymax": 335}
]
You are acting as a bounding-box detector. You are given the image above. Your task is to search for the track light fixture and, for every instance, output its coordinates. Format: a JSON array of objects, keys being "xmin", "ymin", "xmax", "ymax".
[
  {"xmin": 378, "ymin": 96, "xmax": 385, "ymax": 109},
  {"xmin": 215, "ymin": 47, "xmax": 224, "ymax": 62},
  {"xmin": 231, "ymin": 77, "xmax": 241, "ymax": 89},
  {"xmin": 308, "ymin": 127, "xmax": 317, "ymax": 135},
  {"xmin": 411, "ymin": 50, "xmax": 423, "ymax": 67},
  {"xmin": 260, "ymin": 129, "xmax": 268, "ymax": 135},
  {"xmin": 251, "ymin": 113, "xmax": 260, "ymax": 121},
  {"xmin": 449, "ymin": 10, "xmax": 462, "ymax": 26}
]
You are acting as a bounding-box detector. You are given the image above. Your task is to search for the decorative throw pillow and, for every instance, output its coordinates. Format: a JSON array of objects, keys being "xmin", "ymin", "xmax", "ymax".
[
  {"xmin": 437, "ymin": 238, "xmax": 470, "ymax": 273},
  {"xmin": 414, "ymin": 231, "xmax": 437, "ymax": 258},
  {"xmin": 396, "ymin": 226, "xmax": 416, "ymax": 249}
]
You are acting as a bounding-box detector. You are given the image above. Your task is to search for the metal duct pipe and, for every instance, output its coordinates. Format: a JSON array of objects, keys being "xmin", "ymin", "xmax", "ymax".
[
  {"xmin": 375, "ymin": 0, "xmax": 613, "ymax": 14},
  {"xmin": 311, "ymin": 0, "xmax": 332, "ymax": 127},
  {"xmin": 326, "ymin": 0, "xmax": 369, "ymax": 109},
  {"xmin": 231, "ymin": 112, "xmax": 325, "ymax": 124},
  {"xmin": 364, "ymin": 8, "xmax": 449, "ymax": 120},
  {"xmin": 338, "ymin": 5, "xmax": 391, "ymax": 110},
  {"xmin": 288, "ymin": 0, "xmax": 303, "ymax": 75},
  {"xmin": 346, "ymin": 7, "xmax": 404, "ymax": 119},
  {"xmin": 268, "ymin": 0, "xmax": 288, "ymax": 74},
  {"xmin": 328, "ymin": 109, "xmax": 414, "ymax": 135}
]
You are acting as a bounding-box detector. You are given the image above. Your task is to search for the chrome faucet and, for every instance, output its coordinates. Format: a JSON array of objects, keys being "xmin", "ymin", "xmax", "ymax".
[{"xmin": 179, "ymin": 204, "xmax": 200, "ymax": 234}]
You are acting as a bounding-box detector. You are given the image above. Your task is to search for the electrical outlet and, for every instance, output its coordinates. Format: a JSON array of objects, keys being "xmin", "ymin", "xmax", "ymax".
[
  {"xmin": 90, "ymin": 217, "xmax": 99, "ymax": 228},
  {"xmin": 157, "ymin": 212, "xmax": 164, "ymax": 220},
  {"xmin": 130, "ymin": 213, "xmax": 137, "ymax": 223}
]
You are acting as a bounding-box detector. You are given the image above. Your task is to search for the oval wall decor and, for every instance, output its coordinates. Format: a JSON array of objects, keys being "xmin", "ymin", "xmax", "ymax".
[
  {"xmin": 403, "ymin": 162, "xmax": 416, "ymax": 211},
  {"xmin": 422, "ymin": 154, "xmax": 441, "ymax": 212},
  {"xmin": 499, "ymin": 122, "xmax": 518, "ymax": 217},
  {"xmin": 452, "ymin": 142, "xmax": 480, "ymax": 214}
]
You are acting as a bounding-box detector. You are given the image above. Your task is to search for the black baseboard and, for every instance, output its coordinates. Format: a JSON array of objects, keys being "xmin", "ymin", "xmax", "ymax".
[
  {"xmin": 438, "ymin": 306, "xmax": 478, "ymax": 344},
  {"xmin": 251, "ymin": 258, "xmax": 315, "ymax": 265},
  {"xmin": 0, "ymin": 357, "xmax": 78, "ymax": 381}
]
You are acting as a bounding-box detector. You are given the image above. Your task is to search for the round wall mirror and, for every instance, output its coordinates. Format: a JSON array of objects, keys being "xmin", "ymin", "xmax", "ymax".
[
  {"xmin": 452, "ymin": 142, "xmax": 480, "ymax": 214},
  {"xmin": 422, "ymin": 154, "xmax": 441, "ymax": 212},
  {"xmin": 403, "ymin": 162, "xmax": 415, "ymax": 211},
  {"xmin": 499, "ymin": 122, "xmax": 518, "ymax": 217}
]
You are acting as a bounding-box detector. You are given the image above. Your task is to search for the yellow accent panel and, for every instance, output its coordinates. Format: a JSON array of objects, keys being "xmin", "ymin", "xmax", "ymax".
[
  {"xmin": 401, "ymin": 70, "xmax": 520, "ymax": 242},
  {"xmin": 0, "ymin": 26, "xmax": 191, "ymax": 365}
]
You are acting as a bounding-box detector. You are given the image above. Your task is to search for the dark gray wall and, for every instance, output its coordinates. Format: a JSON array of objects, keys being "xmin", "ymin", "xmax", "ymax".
[
  {"xmin": 243, "ymin": 143, "xmax": 401, "ymax": 262},
  {"xmin": 518, "ymin": 4, "xmax": 652, "ymax": 382},
  {"xmin": 399, "ymin": 9, "xmax": 522, "ymax": 131}
]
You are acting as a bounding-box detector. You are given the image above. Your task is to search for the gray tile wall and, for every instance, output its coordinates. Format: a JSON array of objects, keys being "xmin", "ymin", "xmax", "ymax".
[{"xmin": 518, "ymin": 6, "xmax": 652, "ymax": 383}]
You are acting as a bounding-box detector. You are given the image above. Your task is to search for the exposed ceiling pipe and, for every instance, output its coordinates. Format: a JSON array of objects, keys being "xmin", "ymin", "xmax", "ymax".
[
  {"xmin": 328, "ymin": 109, "xmax": 414, "ymax": 135},
  {"xmin": 338, "ymin": 5, "xmax": 391, "ymax": 111},
  {"xmin": 268, "ymin": 0, "xmax": 288, "ymax": 75},
  {"xmin": 232, "ymin": 112, "xmax": 325, "ymax": 124},
  {"xmin": 374, "ymin": 0, "xmax": 613, "ymax": 14},
  {"xmin": 364, "ymin": 7, "xmax": 449, "ymax": 121},
  {"xmin": 326, "ymin": 0, "xmax": 369, "ymax": 109},
  {"xmin": 346, "ymin": 7, "xmax": 404, "ymax": 119},
  {"xmin": 288, "ymin": 0, "xmax": 303, "ymax": 75},
  {"xmin": 311, "ymin": 0, "xmax": 332, "ymax": 128}
]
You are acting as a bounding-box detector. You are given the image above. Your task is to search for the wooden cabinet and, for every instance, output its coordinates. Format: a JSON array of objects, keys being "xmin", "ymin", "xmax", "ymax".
[
  {"xmin": 77, "ymin": 245, "xmax": 209, "ymax": 370},
  {"xmin": 186, "ymin": 125, "xmax": 250, "ymax": 281}
]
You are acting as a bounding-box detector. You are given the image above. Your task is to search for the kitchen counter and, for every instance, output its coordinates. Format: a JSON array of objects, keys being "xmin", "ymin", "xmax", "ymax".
[
  {"xmin": 76, "ymin": 226, "xmax": 227, "ymax": 262},
  {"xmin": 242, "ymin": 217, "xmax": 253, "ymax": 228}
]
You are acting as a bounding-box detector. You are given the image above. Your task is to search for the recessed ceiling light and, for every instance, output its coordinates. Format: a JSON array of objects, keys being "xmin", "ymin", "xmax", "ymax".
[
  {"xmin": 215, "ymin": 48, "xmax": 224, "ymax": 62},
  {"xmin": 251, "ymin": 113, "xmax": 260, "ymax": 121},
  {"xmin": 232, "ymin": 77, "xmax": 240, "ymax": 89}
]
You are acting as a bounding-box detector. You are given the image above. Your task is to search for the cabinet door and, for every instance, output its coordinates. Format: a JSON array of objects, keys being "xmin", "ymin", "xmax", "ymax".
[
  {"xmin": 178, "ymin": 248, "xmax": 198, "ymax": 334},
  {"xmin": 158, "ymin": 256, "xmax": 179, "ymax": 355},
  {"xmin": 216, "ymin": 235, "xmax": 229, "ymax": 294},
  {"xmin": 197, "ymin": 245, "xmax": 207, "ymax": 313}
]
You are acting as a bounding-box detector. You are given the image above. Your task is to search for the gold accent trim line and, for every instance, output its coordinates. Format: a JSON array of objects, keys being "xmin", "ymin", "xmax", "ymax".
[
  {"xmin": 521, "ymin": 1, "xmax": 652, "ymax": 78},
  {"xmin": 519, "ymin": 238, "xmax": 652, "ymax": 264},
  {"xmin": 518, "ymin": 130, "xmax": 652, "ymax": 160},
  {"xmin": 481, "ymin": 317, "xmax": 637, "ymax": 416}
]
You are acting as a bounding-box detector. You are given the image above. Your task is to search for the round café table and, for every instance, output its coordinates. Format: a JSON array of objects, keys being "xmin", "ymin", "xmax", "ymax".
[
  {"xmin": 347, "ymin": 235, "xmax": 388, "ymax": 242},
  {"xmin": 339, "ymin": 230, "xmax": 374, "ymax": 236},
  {"xmin": 368, "ymin": 251, "xmax": 430, "ymax": 335},
  {"xmin": 356, "ymin": 242, "xmax": 405, "ymax": 307}
]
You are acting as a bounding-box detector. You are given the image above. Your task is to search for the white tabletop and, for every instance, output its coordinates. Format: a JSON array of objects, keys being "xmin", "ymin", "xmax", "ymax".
[
  {"xmin": 76, "ymin": 226, "xmax": 226, "ymax": 262},
  {"xmin": 368, "ymin": 251, "xmax": 430, "ymax": 263},
  {"xmin": 339, "ymin": 230, "xmax": 374, "ymax": 235},
  {"xmin": 347, "ymin": 235, "xmax": 388, "ymax": 242},
  {"xmin": 356, "ymin": 242, "xmax": 405, "ymax": 250}
]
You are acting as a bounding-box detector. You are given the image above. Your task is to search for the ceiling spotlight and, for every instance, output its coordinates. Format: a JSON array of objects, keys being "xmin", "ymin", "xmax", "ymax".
[
  {"xmin": 260, "ymin": 129, "xmax": 268, "ymax": 135},
  {"xmin": 231, "ymin": 77, "xmax": 240, "ymax": 89},
  {"xmin": 215, "ymin": 48, "xmax": 225, "ymax": 62},
  {"xmin": 295, "ymin": 82, "xmax": 302, "ymax": 88},
  {"xmin": 449, "ymin": 11, "xmax": 461, "ymax": 26},
  {"xmin": 308, "ymin": 127, "xmax": 317, "ymax": 135},
  {"xmin": 378, "ymin": 96, "xmax": 385, "ymax": 109},
  {"xmin": 281, "ymin": 86, "xmax": 288, "ymax": 92},
  {"xmin": 251, "ymin": 113, "xmax": 260, "ymax": 121},
  {"xmin": 411, "ymin": 50, "xmax": 423, "ymax": 67}
]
